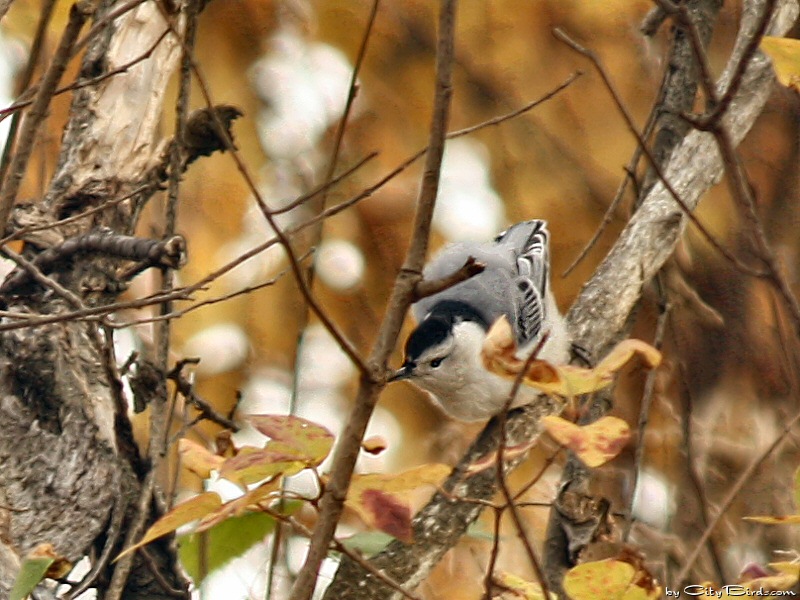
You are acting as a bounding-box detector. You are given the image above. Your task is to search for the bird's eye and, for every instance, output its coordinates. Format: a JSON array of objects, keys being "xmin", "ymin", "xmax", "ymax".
[{"xmin": 430, "ymin": 357, "xmax": 444, "ymax": 368}]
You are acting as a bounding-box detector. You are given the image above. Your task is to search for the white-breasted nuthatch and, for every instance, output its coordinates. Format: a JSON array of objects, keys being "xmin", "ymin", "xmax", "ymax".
[{"xmin": 389, "ymin": 220, "xmax": 570, "ymax": 421}]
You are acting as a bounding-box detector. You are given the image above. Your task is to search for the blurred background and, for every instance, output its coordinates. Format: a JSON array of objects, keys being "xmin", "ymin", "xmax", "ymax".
[{"xmin": 2, "ymin": 0, "xmax": 800, "ymax": 597}]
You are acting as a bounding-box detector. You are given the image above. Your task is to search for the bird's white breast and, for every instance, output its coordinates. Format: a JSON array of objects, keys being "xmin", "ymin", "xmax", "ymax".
[{"xmin": 418, "ymin": 321, "xmax": 542, "ymax": 421}]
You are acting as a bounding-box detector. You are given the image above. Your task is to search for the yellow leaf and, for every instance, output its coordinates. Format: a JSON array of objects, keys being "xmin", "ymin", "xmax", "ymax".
[
  {"xmin": 219, "ymin": 442, "xmax": 308, "ymax": 485},
  {"xmin": 768, "ymin": 562, "xmax": 800, "ymax": 577},
  {"xmin": 563, "ymin": 559, "xmax": 660, "ymax": 600},
  {"xmin": 481, "ymin": 317, "xmax": 661, "ymax": 396},
  {"xmin": 179, "ymin": 438, "xmax": 225, "ymax": 479},
  {"xmin": 760, "ymin": 37, "xmax": 800, "ymax": 91},
  {"xmin": 116, "ymin": 492, "xmax": 222, "ymax": 561},
  {"xmin": 495, "ymin": 570, "xmax": 554, "ymax": 599},
  {"xmin": 247, "ymin": 414, "xmax": 334, "ymax": 465},
  {"xmin": 743, "ymin": 514, "xmax": 800, "ymax": 524},
  {"xmin": 542, "ymin": 415, "xmax": 630, "ymax": 468}
]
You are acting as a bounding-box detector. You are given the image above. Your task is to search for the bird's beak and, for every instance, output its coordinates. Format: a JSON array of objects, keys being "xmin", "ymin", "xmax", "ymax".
[{"xmin": 388, "ymin": 362, "xmax": 413, "ymax": 382}]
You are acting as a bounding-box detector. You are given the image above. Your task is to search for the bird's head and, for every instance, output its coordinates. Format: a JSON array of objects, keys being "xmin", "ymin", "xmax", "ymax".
[{"xmin": 389, "ymin": 313, "xmax": 489, "ymax": 401}]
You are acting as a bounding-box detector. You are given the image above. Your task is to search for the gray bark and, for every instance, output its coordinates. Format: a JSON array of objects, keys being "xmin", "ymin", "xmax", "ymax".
[{"xmin": 0, "ymin": 1, "xmax": 189, "ymax": 598}]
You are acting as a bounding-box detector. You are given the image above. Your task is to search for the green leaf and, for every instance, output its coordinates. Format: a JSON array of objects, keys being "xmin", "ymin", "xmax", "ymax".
[
  {"xmin": 178, "ymin": 511, "xmax": 275, "ymax": 583},
  {"xmin": 340, "ymin": 531, "xmax": 395, "ymax": 557},
  {"xmin": 10, "ymin": 557, "xmax": 55, "ymax": 600}
]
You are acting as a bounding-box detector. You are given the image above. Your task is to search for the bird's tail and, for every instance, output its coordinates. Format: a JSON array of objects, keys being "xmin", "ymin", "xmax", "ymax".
[{"xmin": 495, "ymin": 220, "xmax": 549, "ymax": 290}]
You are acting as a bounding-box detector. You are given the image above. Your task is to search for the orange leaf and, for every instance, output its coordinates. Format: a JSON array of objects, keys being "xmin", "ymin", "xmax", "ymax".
[
  {"xmin": 116, "ymin": 492, "xmax": 222, "ymax": 561},
  {"xmin": 542, "ymin": 415, "xmax": 630, "ymax": 468}
]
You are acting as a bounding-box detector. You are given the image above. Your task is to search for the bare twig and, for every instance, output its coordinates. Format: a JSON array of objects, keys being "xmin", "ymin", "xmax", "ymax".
[
  {"xmin": 0, "ymin": 231, "xmax": 185, "ymax": 294},
  {"xmin": 412, "ymin": 257, "xmax": 485, "ymax": 301},
  {"xmin": 0, "ymin": 25, "xmax": 170, "ymax": 127},
  {"xmin": 271, "ymin": 152, "xmax": 378, "ymax": 215},
  {"xmin": 153, "ymin": 2, "xmax": 370, "ymax": 378},
  {"xmin": 671, "ymin": 0, "xmax": 800, "ymax": 336},
  {"xmin": 673, "ymin": 353, "xmax": 726, "ymax": 583},
  {"xmin": 493, "ymin": 339, "xmax": 552, "ymax": 599},
  {"xmin": 623, "ymin": 293, "xmax": 670, "ymax": 540},
  {"xmin": 166, "ymin": 362, "xmax": 239, "ymax": 431}
]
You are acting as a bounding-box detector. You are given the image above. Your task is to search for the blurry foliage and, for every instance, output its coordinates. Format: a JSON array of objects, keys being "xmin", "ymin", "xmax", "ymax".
[{"xmin": 3, "ymin": 0, "xmax": 800, "ymax": 597}]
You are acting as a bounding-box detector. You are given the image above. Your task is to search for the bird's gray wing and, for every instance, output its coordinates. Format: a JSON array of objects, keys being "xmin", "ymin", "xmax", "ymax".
[{"xmin": 412, "ymin": 241, "xmax": 516, "ymax": 325}]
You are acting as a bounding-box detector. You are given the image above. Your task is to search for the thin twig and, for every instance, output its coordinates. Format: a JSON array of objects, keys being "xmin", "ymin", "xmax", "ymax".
[
  {"xmin": 673, "ymin": 352, "xmax": 726, "ymax": 583},
  {"xmin": 492, "ymin": 336, "xmax": 552, "ymax": 599},
  {"xmin": 0, "ymin": 73, "xmax": 580, "ymax": 334},
  {"xmin": 72, "ymin": 0, "xmax": 151, "ymax": 54},
  {"xmin": 412, "ymin": 257, "xmax": 485, "ymax": 301},
  {"xmin": 0, "ymin": 28, "xmax": 171, "ymax": 126},
  {"xmin": 107, "ymin": 2, "xmax": 197, "ymax": 596},
  {"xmin": 623, "ymin": 291, "xmax": 670, "ymax": 540},
  {"xmin": 64, "ymin": 495, "xmax": 127, "ymax": 600},
  {"xmin": 167, "ymin": 363, "xmax": 239, "ymax": 431},
  {"xmin": 481, "ymin": 506, "xmax": 504, "ymax": 600},
  {"xmin": 106, "ymin": 471, "xmax": 157, "ymax": 599},
  {"xmin": 671, "ymin": 0, "xmax": 800, "ymax": 336},
  {"xmin": 271, "ymin": 152, "xmax": 378, "ymax": 215}
]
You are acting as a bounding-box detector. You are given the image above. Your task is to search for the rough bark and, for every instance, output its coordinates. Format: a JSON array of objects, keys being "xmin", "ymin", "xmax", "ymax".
[{"xmin": 0, "ymin": 1, "xmax": 191, "ymax": 598}]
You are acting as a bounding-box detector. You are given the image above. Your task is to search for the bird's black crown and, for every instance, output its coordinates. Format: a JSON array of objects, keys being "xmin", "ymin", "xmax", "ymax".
[{"xmin": 404, "ymin": 300, "xmax": 489, "ymax": 361}]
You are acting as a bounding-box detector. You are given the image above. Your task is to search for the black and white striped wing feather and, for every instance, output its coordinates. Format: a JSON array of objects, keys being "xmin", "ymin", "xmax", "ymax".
[{"xmin": 498, "ymin": 220, "xmax": 550, "ymax": 346}]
